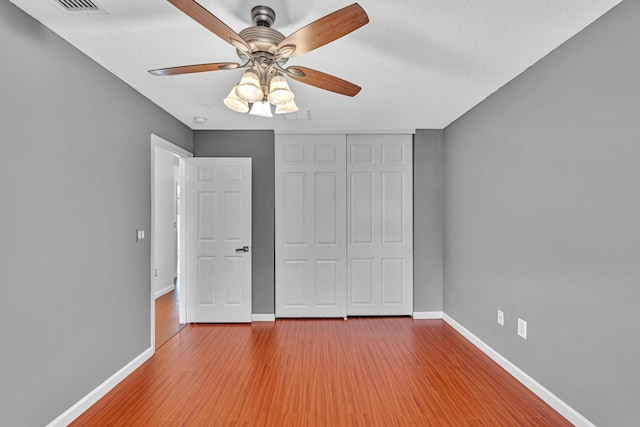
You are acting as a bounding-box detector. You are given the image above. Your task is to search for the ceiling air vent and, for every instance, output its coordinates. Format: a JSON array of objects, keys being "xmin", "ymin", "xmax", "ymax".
[
  {"xmin": 50, "ymin": 0, "xmax": 108, "ymax": 14},
  {"xmin": 282, "ymin": 109, "xmax": 311, "ymax": 121}
]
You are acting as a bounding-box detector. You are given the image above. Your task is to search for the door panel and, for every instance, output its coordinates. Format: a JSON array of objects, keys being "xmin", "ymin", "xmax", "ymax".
[
  {"xmin": 315, "ymin": 173, "xmax": 338, "ymax": 245},
  {"xmin": 315, "ymin": 260, "xmax": 338, "ymax": 305},
  {"xmin": 275, "ymin": 134, "xmax": 347, "ymax": 318},
  {"xmin": 186, "ymin": 158, "xmax": 252, "ymax": 323},
  {"xmin": 284, "ymin": 260, "xmax": 307, "ymax": 306},
  {"xmin": 382, "ymin": 258, "xmax": 404, "ymax": 303},
  {"xmin": 350, "ymin": 172, "xmax": 374, "ymax": 243},
  {"xmin": 350, "ymin": 258, "xmax": 373, "ymax": 304},
  {"xmin": 382, "ymin": 173, "xmax": 405, "ymax": 243},
  {"xmin": 283, "ymin": 173, "xmax": 306, "ymax": 244},
  {"xmin": 347, "ymin": 135, "xmax": 413, "ymax": 316}
]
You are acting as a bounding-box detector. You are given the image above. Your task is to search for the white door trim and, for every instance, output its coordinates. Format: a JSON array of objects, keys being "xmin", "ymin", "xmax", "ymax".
[{"xmin": 150, "ymin": 134, "xmax": 192, "ymax": 350}]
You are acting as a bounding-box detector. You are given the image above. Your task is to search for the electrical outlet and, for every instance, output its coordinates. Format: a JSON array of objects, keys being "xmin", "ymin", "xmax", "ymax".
[
  {"xmin": 497, "ymin": 310, "xmax": 504, "ymax": 326},
  {"xmin": 517, "ymin": 318, "xmax": 527, "ymax": 339}
]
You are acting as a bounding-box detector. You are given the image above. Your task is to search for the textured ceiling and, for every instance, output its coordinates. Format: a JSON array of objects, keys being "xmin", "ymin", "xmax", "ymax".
[{"xmin": 8, "ymin": 0, "xmax": 622, "ymax": 131}]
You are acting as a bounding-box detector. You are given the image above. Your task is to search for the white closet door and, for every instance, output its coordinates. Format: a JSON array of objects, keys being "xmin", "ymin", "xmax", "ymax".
[
  {"xmin": 275, "ymin": 134, "xmax": 347, "ymax": 318},
  {"xmin": 347, "ymin": 134, "xmax": 413, "ymax": 316}
]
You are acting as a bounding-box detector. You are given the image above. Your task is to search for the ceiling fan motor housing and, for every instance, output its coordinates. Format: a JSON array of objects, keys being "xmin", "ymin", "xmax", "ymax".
[
  {"xmin": 238, "ymin": 6, "xmax": 285, "ymax": 62},
  {"xmin": 238, "ymin": 26, "xmax": 285, "ymax": 56}
]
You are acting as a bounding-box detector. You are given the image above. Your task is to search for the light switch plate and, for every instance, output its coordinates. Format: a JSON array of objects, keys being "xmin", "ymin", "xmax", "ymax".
[
  {"xmin": 497, "ymin": 310, "xmax": 504, "ymax": 326},
  {"xmin": 517, "ymin": 318, "xmax": 527, "ymax": 339},
  {"xmin": 136, "ymin": 228, "xmax": 145, "ymax": 242}
]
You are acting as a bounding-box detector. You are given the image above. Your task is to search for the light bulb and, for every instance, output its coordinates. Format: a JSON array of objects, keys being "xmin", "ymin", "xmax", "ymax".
[
  {"xmin": 267, "ymin": 75, "xmax": 294, "ymax": 105},
  {"xmin": 249, "ymin": 100, "xmax": 273, "ymax": 118},
  {"xmin": 223, "ymin": 85, "xmax": 249, "ymax": 113},
  {"xmin": 236, "ymin": 71, "xmax": 263, "ymax": 103}
]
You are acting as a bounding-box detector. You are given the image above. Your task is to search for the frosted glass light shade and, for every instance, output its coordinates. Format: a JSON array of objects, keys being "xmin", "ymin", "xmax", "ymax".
[
  {"xmin": 249, "ymin": 100, "xmax": 273, "ymax": 118},
  {"xmin": 275, "ymin": 99, "xmax": 299, "ymax": 114},
  {"xmin": 236, "ymin": 71, "xmax": 263, "ymax": 103},
  {"xmin": 223, "ymin": 86, "xmax": 249, "ymax": 113},
  {"xmin": 267, "ymin": 75, "xmax": 294, "ymax": 105}
]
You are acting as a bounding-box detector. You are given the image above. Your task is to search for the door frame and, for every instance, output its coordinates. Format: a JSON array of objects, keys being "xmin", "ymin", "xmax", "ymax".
[{"xmin": 150, "ymin": 134, "xmax": 192, "ymax": 350}]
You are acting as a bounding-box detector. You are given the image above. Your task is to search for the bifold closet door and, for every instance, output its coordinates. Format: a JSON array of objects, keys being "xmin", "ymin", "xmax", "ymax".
[
  {"xmin": 275, "ymin": 134, "xmax": 347, "ymax": 318},
  {"xmin": 347, "ymin": 134, "xmax": 413, "ymax": 316}
]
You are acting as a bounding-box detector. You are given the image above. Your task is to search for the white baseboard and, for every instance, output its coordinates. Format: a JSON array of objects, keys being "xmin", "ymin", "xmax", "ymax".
[
  {"xmin": 46, "ymin": 347, "xmax": 154, "ymax": 427},
  {"xmin": 413, "ymin": 311, "xmax": 443, "ymax": 319},
  {"xmin": 442, "ymin": 313, "xmax": 594, "ymax": 427},
  {"xmin": 155, "ymin": 284, "xmax": 176, "ymax": 299},
  {"xmin": 252, "ymin": 313, "xmax": 276, "ymax": 322}
]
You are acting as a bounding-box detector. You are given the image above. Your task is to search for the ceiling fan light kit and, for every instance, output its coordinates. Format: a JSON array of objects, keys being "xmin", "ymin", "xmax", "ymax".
[
  {"xmin": 223, "ymin": 85, "xmax": 250, "ymax": 113},
  {"xmin": 267, "ymin": 75, "xmax": 294, "ymax": 105},
  {"xmin": 150, "ymin": 0, "xmax": 369, "ymax": 118},
  {"xmin": 236, "ymin": 70, "xmax": 264, "ymax": 103}
]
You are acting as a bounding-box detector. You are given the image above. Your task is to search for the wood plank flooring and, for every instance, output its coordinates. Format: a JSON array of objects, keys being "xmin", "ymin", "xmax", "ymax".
[
  {"xmin": 155, "ymin": 289, "xmax": 185, "ymax": 349},
  {"xmin": 72, "ymin": 318, "xmax": 571, "ymax": 426}
]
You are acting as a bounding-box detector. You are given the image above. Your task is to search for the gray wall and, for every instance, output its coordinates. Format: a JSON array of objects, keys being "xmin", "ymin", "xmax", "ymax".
[
  {"xmin": 443, "ymin": 1, "xmax": 639, "ymax": 425},
  {"xmin": 0, "ymin": 2, "xmax": 193, "ymax": 426},
  {"xmin": 413, "ymin": 130, "xmax": 445, "ymax": 312},
  {"xmin": 194, "ymin": 130, "xmax": 275, "ymax": 315}
]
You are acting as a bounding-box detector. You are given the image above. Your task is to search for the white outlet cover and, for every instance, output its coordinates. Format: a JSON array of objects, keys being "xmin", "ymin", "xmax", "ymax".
[
  {"xmin": 517, "ymin": 318, "xmax": 527, "ymax": 339},
  {"xmin": 497, "ymin": 310, "xmax": 504, "ymax": 326}
]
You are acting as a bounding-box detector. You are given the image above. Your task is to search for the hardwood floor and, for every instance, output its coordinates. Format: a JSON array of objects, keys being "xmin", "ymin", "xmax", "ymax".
[
  {"xmin": 155, "ymin": 289, "xmax": 185, "ymax": 349},
  {"xmin": 73, "ymin": 318, "xmax": 570, "ymax": 426}
]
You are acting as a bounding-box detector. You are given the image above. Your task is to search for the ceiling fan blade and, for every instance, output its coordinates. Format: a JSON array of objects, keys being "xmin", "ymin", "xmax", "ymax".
[
  {"xmin": 149, "ymin": 62, "xmax": 240, "ymax": 76},
  {"xmin": 168, "ymin": 0, "xmax": 251, "ymax": 52},
  {"xmin": 277, "ymin": 3, "xmax": 368, "ymax": 58},
  {"xmin": 286, "ymin": 66, "xmax": 361, "ymax": 97}
]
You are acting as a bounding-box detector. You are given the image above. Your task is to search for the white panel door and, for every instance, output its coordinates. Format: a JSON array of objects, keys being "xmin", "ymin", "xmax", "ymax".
[
  {"xmin": 275, "ymin": 134, "xmax": 347, "ymax": 318},
  {"xmin": 347, "ymin": 135, "xmax": 413, "ymax": 316},
  {"xmin": 186, "ymin": 158, "xmax": 252, "ymax": 323}
]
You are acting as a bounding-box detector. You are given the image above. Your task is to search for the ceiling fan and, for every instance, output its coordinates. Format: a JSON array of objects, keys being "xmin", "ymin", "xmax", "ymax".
[{"xmin": 149, "ymin": 0, "xmax": 369, "ymax": 116}]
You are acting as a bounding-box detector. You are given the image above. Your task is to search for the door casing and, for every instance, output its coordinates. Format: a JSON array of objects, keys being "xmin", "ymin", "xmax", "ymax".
[{"xmin": 150, "ymin": 134, "xmax": 192, "ymax": 349}]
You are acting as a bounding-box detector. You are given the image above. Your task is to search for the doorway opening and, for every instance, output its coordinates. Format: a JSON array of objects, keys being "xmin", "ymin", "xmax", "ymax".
[{"xmin": 151, "ymin": 134, "xmax": 192, "ymax": 349}]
